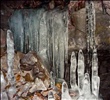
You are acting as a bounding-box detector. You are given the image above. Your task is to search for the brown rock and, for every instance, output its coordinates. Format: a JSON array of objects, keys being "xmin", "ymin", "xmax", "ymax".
[
  {"xmin": 1, "ymin": 51, "xmax": 24, "ymax": 72},
  {"xmin": 20, "ymin": 51, "xmax": 50, "ymax": 90}
]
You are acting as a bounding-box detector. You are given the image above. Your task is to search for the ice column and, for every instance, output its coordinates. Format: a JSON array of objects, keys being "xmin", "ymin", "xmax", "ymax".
[{"xmin": 50, "ymin": 8, "xmax": 68, "ymax": 78}]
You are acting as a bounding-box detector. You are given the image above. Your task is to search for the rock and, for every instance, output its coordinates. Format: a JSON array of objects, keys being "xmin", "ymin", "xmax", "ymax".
[
  {"xmin": 69, "ymin": 8, "xmax": 86, "ymax": 51},
  {"xmin": 0, "ymin": 29, "xmax": 6, "ymax": 57},
  {"xmin": 20, "ymin": 51, "xmax": 50, "ymax": 90},
  {"xmin": 1, "ymin": 51, "xmax": 24, "ymax": 72}
]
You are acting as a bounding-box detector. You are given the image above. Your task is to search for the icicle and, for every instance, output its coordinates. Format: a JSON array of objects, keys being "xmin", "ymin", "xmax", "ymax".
[
  {"xmin": 48, "ymin": 91, "xmax": 55, "ymax": 100},
  {"xmin": 78, "ymin": 49, "xmax": 85, "ymax": 95},
  {"xmin": 51, "ymin": 8, "xmax": 68, "ymax": 78},
  {"xmin": 9, "ymin": 8, "xmax": 69, "ymax": 79},
  {"xmin": 9, "ymin": 10, "xmax": 24, "ymax": 52},
  {"xmin": 39, "ymin": 11, "xmax": 48, "ymax": 60},
  {"xmin": 61, "ymin": 81, "xmax": 72, "ymax": 100}
]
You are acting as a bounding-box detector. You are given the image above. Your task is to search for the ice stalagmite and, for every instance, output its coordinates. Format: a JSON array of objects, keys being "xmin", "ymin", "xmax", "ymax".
[
  {"xmin": 92, "ymin": 47, "xmax": 100, "ymax": 98},
  {"xmin": 70, "ymin": 51, "xmax": 79, "ymax": 99},
  {"xmin": 78, "ymin": 50, "xmax": 85, "ymax": 95},
  {"xmin": 7, "ymin": 30, "xmax": 15, "ymax": 85},
  {"xmin": 70, "ymin": 51, "xmax": 77, "ymax": 89},
  {"xmin": 7, "ymin": 30, "xmax": 17, "ymax": 99},
  {"xmin": 78, "ymin": 73, "xmax": 96, "ymax": 100},
  {"xmin": 92, "ymin": 48, "xmax": 98, "ymax": 76},
  {"xmin": 61, "ymin": 81, "xmax": 72, "ymax": 100}
]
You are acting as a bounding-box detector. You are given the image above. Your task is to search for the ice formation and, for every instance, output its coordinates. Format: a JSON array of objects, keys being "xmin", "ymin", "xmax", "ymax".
[
  {"xmin": 61, "ymin": 81, "xmax": 72, "ymax": 100},
  {"xmin": 77, "ymin": 50, "xmax": 85, "ymax": 95},
  {"xmin": 6, "ymin": 30, "xmax": 17, "ymax": 100},
  {"xmin": 9, "ymin": 8, "xmax": 68, "ymax": 79}
]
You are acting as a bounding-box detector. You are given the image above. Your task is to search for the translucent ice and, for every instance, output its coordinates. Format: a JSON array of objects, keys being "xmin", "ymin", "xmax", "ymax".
[
  {"xmin": 7, "ymin": 30, "xmax": 15, "ymax": 85},
  {"xmin": 78, "ymin": 73, "xmax": 97, "ymax": 100},
  {"xmin": 78, "ymin": 49, "xmax": 85, "ymax": 94},
  {"xmin": 61, "ymin": 81, "xmax": 72, "ymax": 100},
  {"xmin": 6, "ymin": 30, "xmax": 17, "ymax": 99}
]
